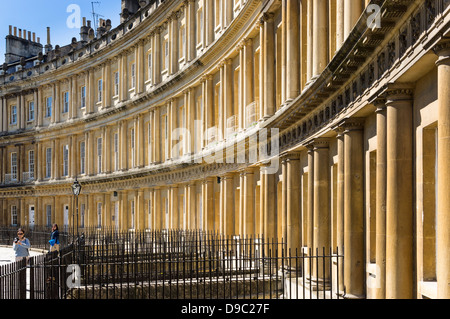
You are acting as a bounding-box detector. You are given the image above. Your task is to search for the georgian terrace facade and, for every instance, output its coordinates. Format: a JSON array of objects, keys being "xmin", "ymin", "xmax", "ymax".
[{"xmin": 0, "ymin": 0, "xmax": 449, "ymax": 299}]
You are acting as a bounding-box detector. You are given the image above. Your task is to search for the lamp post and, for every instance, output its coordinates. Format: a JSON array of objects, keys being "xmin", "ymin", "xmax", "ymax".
[{"xmin": 71, "ymin": 178, "xmax": 82, "ymax": 239}]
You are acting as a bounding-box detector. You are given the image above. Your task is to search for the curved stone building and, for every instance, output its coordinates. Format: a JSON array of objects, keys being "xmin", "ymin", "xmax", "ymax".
[{"xmin": 0, "ymin": 0, "xmax": 449, "ymax": 299}]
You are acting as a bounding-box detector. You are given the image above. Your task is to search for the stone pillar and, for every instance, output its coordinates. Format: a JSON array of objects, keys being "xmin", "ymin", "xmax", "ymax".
[
  {"xmin": 312, "ymin": 139, "xmax": 330, "ymax": 282},
  {"xmin": 306, "ymin": 145, "xmax": 314, "ymax": 250},
  {"xmin": 204, "ymin": 177, "xmax": 215, "ymax": 232},
  {"xmin": 336, "ymin": 0, "xmax": 345, "ymax": 51},
  {"xmin": 374, "ymin": 99, "xmax": 387, "ymax": 299},
  {"xmin": 89, "ymin": 70, "xmax": 95, "ymax": 114},
  {"xmin": 187, "ymin": 0, "xmax": 196, "ymax": 62},
  {"xmin": 153, "ymin": 27, "xmax": 162, "ymax": 85},
  {"xmin": 104, "ymin": 62, "xmax": 112, "ymax": 108},
  {"xmin": 243, "ymin": 169, "xmax": 255, "ymax": 237},
  {"xmin": 434, "ymin": 40, "xmax": 450, "ymax": 299},
  {"xmin": 36, "ymin": 87, "xmax": 43, "ymax": 127},
  {"xmin": 385, "ymin": 86, "xmax": 414, "ymax": 299},
  {"xmin": 153, "ymin": 188, "xmax": 162, "ymax": 230},
  {"xmin": 342, "ymin": 118, "xmax": 365, "ymax": 298},
  {"xmin": 137, "ymin": 114, "xmax": 145, "ymax": 167},
  {"xmin": 243, "ymin": 39, "xmax": 254, "ymax": 114},
  {"xmin": 206, "ymin": 0, "xmax": 214, "ymax": 46},
  {"xmin": 137, "ymin": 40, "xmax": 145, "ymax": 94},
  {"xmin": 335, "ymin": 127, "xmax": 345, "ymax": 294},
  {"xmin": 120, "ymin": 120, "xmax": 128, "ymax": 171},
  {"xmin": 285, "ymin": 152, "xmax": 302, "ymax": 255},
  {"xmin": 71, "ymin": 76, "xmax": 78, "ymax": 119},
  {"xmin": 222, "ymin": 173, "xmax": 235, "ymax": 236},
  {"xmin": 169, "ymin": 99, "xmax": 178, "ymax": 159},
  {"xmin": 263, "ymin": 13, "xmax": 275, "ymax": 119},
  {"xmin": 137, "ymin": 190, "xmax": 145, "ymax": 230},
  {"xmin": 187, "ymin": 182, "xmax": 197, "ymax": 230},
  {"xmin": 153, "ymin": 108, "xmax": 161, "ymax": 163},
  {"xmin": 0, "ymin": 96, "xmax": 3, "ymax": 132},
  {"xmin": 120, "ymin": 54, "xmax": 128, "ymax": 102},
  {"xmin": 0, "ymin": 147, "xmax": 3, "ymax": 185},
  {"xmin": 261, "ymin": 163, "xmax": 277, "ymax": 241},
  {"xmin": 344, "ymin": 0, "xmax": 363, "ymax": 40},
  {"xmin": 312, "ymin": 0, "xmax": 327, "ymax": 79},
  {"xmin": 286, "ymin": 0, "xmax": 300, "ymax": 102},
  {"xmin": 205, "ymin": 75, "xmax": 214, "ymax": 143},
  {"xmin": 169, "ymin": 185, "xmax": 179, "ymax": 229},
  {"xmin": 306, "ymin": 0, "xmax": 313, "ymax": 82},
  {"xmin": 20, "ymin": 94, "xmax": 25, "ymax": 129},
  {"xmin": 170, "ymin": 12, "xmax": 179, "ymax": 75}
]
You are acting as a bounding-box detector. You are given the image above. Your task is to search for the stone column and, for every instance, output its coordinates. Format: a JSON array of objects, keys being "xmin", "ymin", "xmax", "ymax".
[
  {"xmin": 120, "ymin": 120, "xmax": 128, "ymax": 171},
  {"xmin": 104, "ymin": 126, "xmax": 111, "ymax": 174},
  {"xmin": 285, "ymin": 152, "xmax": 302, "ymax": 255},
  {"xmin": 222, "ymin": 173, "xmax": 235, "ymax": 236},
  {"xmin": 0, "ymin": 147, "xmax": 3, "ymax": 185},
  {"xmin": 137, "ymin": 190, "xmax": 145, "ymax": 230},
  {"xmin": 385, "ymin": 86, "xmax": 414, "ymax": 299},
  {"xmin": 187, "ymin": 0, "xmax": 196, "ymax": 62},
  {"xmin": 169, "ymin": 185, "xmax": 179, "ymax": 229},
  {"xmin": 70, "ymin": 76, "xmax": 78, "ymax": 119},
  {"xmin": 137, "ymin": 40, "xmax": 145, "ymax": 94},
  {"xmin": 261, "ymin": 163, "xmax": 277, "ymax": 241},
  {"xmin": 244, "ymin": 39, "xmax": 254, "ymax": 115},
  {"xmin": 263, "ymin": 13, "xmax": 275, "ymax": 118},
  {"xmin": 306, "ymin": 0, "xmax": 313, "ymax": 82},
  {"xmin": 341, "ymin": 118, "xmax": 365, "ymax": 298},
  {"xmin": 434, "ymin": 40, "xmax": 450, "ymax": 299},
  {"xmin": 187, "ymin": 182, "xmax": 197, "ymax": 230},
  {"xmin": 312, "ymin": 139, "xmax": 330, "ymax": 282},
  {"xmin": 153, "ymin": 188, "xmax": 162, "ymax": 230},
  {"xmin": 153, "ymin": 27, "xmax": 162, "ymax": 85},
  {"xmin": 104, "ymin": 61, "xmax": 112, "ymax": 108},
  {"xmin": 336, "ymin": 0, "xmax": 345, "ymax": 51},
  {"xmin": 374, "ymin": 99, "xmax": 387, "ymax": 299},
  {"xmin": 286, "ymin": 0, "xmax": 300, "ymax": 102},
  {"xmin": 37, "ymin": 88, "xmax": 44, "ymax": 127},
  {"xmin": 344, "ymin": 0, "xmax": 363, "ymax": 40},
  {"xmin": 206, "ymin": 0, "xmax": 214, "ymax": 46},
  {"xmin": 153, "ymin": 108, "xmax": 161, "ymax": 163},
  {"xmin": 89, "ymin": 70, "xmax": 95, "ymax": 114},
  {"xmin": 120, "ymin": 54, "xmax": 128, "ymax": 102},
  {"xmin": 334, "ymin": 127, "xmax": 345, "ymax": 294},
  {"xmin": 16, "ymin": 94, "xmax": 22, "ymax": 129},
  {"xmin": 0, "ymin": 96, "xmax": 3, "ymax": 132},
  {"xmin": 205, "ymin": 75, "xmax": 214, "ymax": 143},
  {"xmin": 243, "ymin": 169, "xmax": 255, "ymax": 237},
  {"xmin": 170, "ymin": 12, "xmax": 179, "ymax": 75},
  {"xmin": 20, "ymin": 94, "xmax": 25, "ymax": 129},
  {"xmin": 204, "ymin": 177, "xmax": 215, "ymax": 232},
  {"xmin": 138, "ymin": 114, "xmax": 145, "ymax": 167},
  {"xmin": 306, "ymin": 145, "xmax": 314, "ymax": 251},
  {"xmin": 312, "ymin": 0, "xmax": 327, "ymax": 80}
]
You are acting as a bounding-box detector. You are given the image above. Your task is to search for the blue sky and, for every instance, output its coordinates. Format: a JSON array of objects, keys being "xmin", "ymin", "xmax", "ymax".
[{"xmin": 0, "ymin": 0, "xmax": 121, "ymax": 62}]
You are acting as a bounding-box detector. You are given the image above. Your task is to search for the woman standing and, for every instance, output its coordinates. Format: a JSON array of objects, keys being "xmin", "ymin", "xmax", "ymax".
[
  {"xmin": 49, "ymin": 224, "xmax": 60, "ymax": 252},
  {"xmin": 13, "ymin": 228, "xmax": 31, "ymax": 262}
]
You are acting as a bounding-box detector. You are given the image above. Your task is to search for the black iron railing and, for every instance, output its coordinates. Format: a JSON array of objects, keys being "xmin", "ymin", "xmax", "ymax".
[{"xmin": 0, "ymin": 229, "xmax": 343, "ymax": 300}]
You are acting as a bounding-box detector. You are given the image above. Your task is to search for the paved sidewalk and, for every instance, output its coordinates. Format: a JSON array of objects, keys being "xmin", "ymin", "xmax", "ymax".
[{"xmin": 0, "ymin": 246, "xmax": 43, "ymax": 266}]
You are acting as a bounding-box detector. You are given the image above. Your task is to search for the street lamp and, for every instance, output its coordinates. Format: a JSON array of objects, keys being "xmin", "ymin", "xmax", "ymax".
[{"xmin": 71, "ymin": 178, "xmax": 82, "ymax": 239}]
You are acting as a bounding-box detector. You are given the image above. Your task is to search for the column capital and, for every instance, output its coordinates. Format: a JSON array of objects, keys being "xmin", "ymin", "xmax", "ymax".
[
  {"xmin": 309, "ymin": 138, "xmax": 330, "ymax": 150},
  {"xmin": 238, "ymin": 168, "xmax": 255, "ymax": 176},
  {"xmin": 385, "ymin": 83, "xmax": 414, "ymax": 101},
  {"xmin": 338, "ymin": 117, "xmax": 365, "ymax": 132},
  {"xmin": 221, "ymin": 172, "xmax": 235, "ymax": 180},
  {"xmin": 281, "ymin": 151, "xmax": 301, "ymax": 162},
  {"xmin": 433, "ymin": 38, "xmax": 450, "ymax": 65},
  {"xmin": 262, "ymin": 12, "xmax": 275, "ymax": 23}
]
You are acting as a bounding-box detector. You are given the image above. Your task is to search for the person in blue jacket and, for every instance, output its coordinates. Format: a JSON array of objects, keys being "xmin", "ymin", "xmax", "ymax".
[
  {"xmin": 13, "ymin": 228, "xmax": 31, "ymax": 262},
  {"xmin": 49, "ymin": 224, "xmax": 60, "ymax": 252}
]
